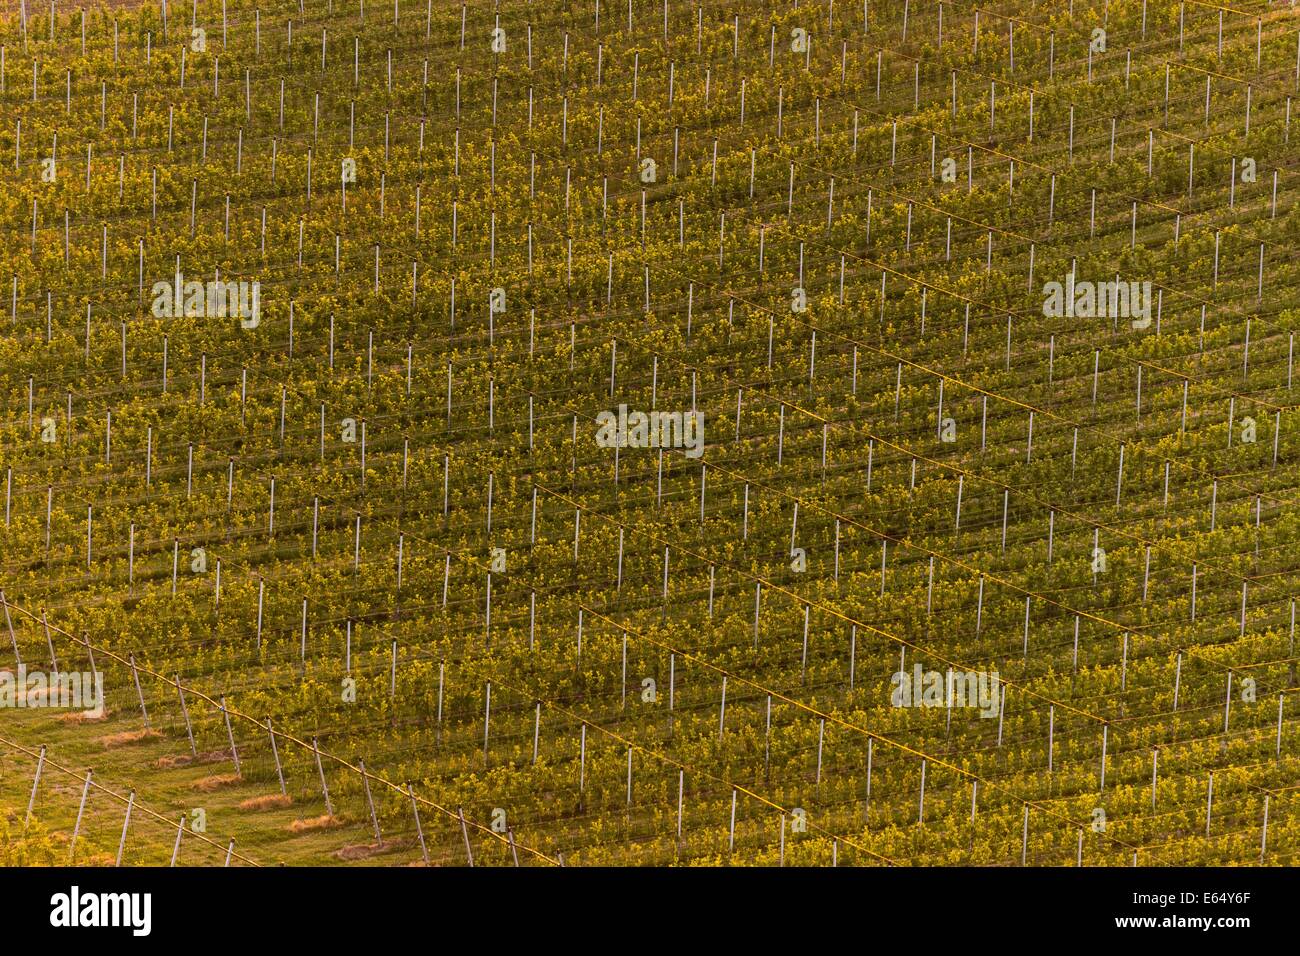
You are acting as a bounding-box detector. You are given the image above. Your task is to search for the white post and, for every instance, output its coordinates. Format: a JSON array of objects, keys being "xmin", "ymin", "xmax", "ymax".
[
  {"xmin": 69, "ymin": 770, "xmax": 92, "ymax": 862},
  {"xmin": 24, "ymin": 745, "xmax": 46, "ymax": 832},
  {"xmin": 115, "ymin": 790, "xmax": 135, "ymax": 866}
]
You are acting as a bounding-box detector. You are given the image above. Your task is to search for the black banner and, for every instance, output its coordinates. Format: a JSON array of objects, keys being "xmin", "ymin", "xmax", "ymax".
[{"xmin": 0, "ymin": 866, "xmax": 1276, "ymax": 943}]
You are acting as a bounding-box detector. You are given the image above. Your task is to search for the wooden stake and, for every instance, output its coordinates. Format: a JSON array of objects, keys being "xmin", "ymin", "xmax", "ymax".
[
  {"xmin": 408, "ymin": 784, "xmax": 429, "ymax": 864},
  {"xmin": 359, "ymin": 758, "xmax": 380, "ymax": 842},
  {"xmin": 69, "ymin": 770, "xmax": 92, "ymax": 862},
  {"xmin": 24, "ymin": 745, "xmax": 45, "ymax": 832},
  {"xmin": 313, "ymin": 737, "xmax": 333, "ymax": 816},
  {"xmin": 221, "ymin": 696, "xmax": 240, "ymax": 776},
  {"xmin": 267, "ymin": 717, "xmax": 286, "ymax": 795},
  {"xmin": 177, "ymin": 674, "xmax": 196, "ymax": 756},
  {"xmin": 170, "ymin": 814, "xmax": 185, "ymax": 866},
  {"xmin": 458, "ymin": 807, "xmax": 474, "ymax": 866},
  {"xmin": 115, "ymin": 789, "xmax": 134, "ymax": 866}
]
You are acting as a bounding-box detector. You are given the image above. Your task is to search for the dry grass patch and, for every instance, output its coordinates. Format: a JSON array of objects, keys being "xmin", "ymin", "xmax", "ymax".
[
  {"xmin": 55, "ymin": 707, "xmax": 110, "ymax": 723},
  {"xmin": 155, "ymin": 749, "xmax": 232, "ymax": 769},
  {"xmin": 288, "ymin": 814, "xmax": 343, "ymax": 833},
  {"xmin": 100, "ymin": 728, "xmax": 161, "ymax": 748},
  {"xmin": 335, "ymin": 842, "xmax": 385, "ymax": 861},
  {"xmin": 239, "ymin": 793, "xmax": 293, "ymax": 811},
  {"xmin": 335, "ymin": 838, "xmax": 414, "ymax": 861},
  {"xmin": 194, "ymin": 773, "xmax": 242, "ymax": 792}
]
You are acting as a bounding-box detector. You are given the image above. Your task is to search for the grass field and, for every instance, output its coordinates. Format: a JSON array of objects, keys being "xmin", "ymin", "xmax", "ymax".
[{"xmin": 1, "ymin": 0, "xmax": 1298, "ymax": 867}]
